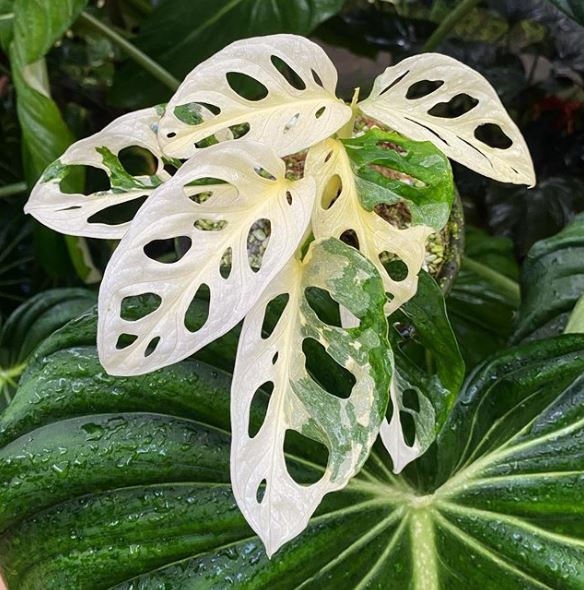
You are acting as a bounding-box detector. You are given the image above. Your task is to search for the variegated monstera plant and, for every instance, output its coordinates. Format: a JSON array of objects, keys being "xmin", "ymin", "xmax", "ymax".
[{"xmin": 25, "ymin": 35, "xmax": 534, "ymax": 556}]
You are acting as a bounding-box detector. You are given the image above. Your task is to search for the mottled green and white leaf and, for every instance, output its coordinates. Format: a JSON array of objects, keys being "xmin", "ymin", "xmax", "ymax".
[{"xmin": 231, "ymin": 238, "xmax": 391, "ymax": 556}]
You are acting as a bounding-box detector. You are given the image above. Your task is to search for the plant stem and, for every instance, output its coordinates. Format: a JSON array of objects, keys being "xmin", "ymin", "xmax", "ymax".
[
  {"xmin": 78, "ymin": 11, "xmax": 180, "ymax": 91},
  {"xmin": 0, "ymin": 181, "xmax": 27, "ymax": 199},
  {"xmin": 462, "ymin": 255, "xmax": 521, "ymax": 306},
  {"xmin": 422, "ymin": 0, "xmax": 482, "ymax": 52}
]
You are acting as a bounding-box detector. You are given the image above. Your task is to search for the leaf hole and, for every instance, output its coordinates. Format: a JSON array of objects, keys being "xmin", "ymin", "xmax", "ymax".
[
  {"xmin": 247, "ymin": 219, "xmax": 271, "ymax": 272},
  {"xmin": 144, "ymin": 236, "xmax": 192, "ymax": 263},
  {"xmin": 88, "ymin": 195, "xmax": 148, "ymax": 226},
  {"xmin": 305, "ymin": 287, "xmax": 342, "ymax": 327},
  {"xmin": 256, "ymin": 480, "xmax": 266, "ymax": 503},
  {"xmin": 321, "ymin": 174, "xmax": 342, "ymax": 210},
  {"xmin": 315, "ymin": 106, "xmax": 326, "ymax": 119},
  {"xmin": 261, "ymin": 293, "xmax": 290, "ymax": 339},
  {"xmin": 404, "ymin": 117, "xmax": 449, "ymax": 145},
  {"xmin": 284, "ymin": 430, "xmax": 328, "ymax": 485},
  {"xmin": 229, "ymin": 122, "xmax": 251, "ymax": 139},
  {"xmin": 120, "ymin": 293, "xmax": 162, "ymax": 321},
  {"xmin": 339, "ymin": 229, "xmax": 360, "ymax": 250},
  {"xmin": 194, "ymin": 218, "xmax": 228, "ymax": 231},
  {"xmin": 380, "ymin": 70, "xmax": 410, "ymax": 95},
  {"xmin": 283, "ymin": 113, "xmax": 300, "ymax": 134},
  {"xmin": 226, "ymin": 72, "xmax": 269, "ymax": 101},
  {"xmin": 116, "ymin": 333, "xmax": 137, "ymax": 350},
  {"xmin": 270, "ymin": 55, "xmax": 306, "ymax": 90},
  {"xmin": 400, "ymin": 410, "xmax": 416, "ymax": 447},
  {"xmin": 118, "ymin": 146, "xmax": 158, "ymax": 176},
  {"xmin": 254, "ymin": 167, "xmax": 277, "ymax": 181},
  {"xmin": 312, "ymin": 69, "xmax": 324, "ymax": 87},
  {"xmin": 474, "ymin": 123, "xmax": 512, "ymax": 149},
  {"xmin": 324, "ymin": 151, "xmax": 333, "ymax": 163},
  {"xmin": 248, "ymin": 382, "xmax": 273, "ymax": 438},
  {"xmin": 380, "ymin": 254, "xmax": 409, "ymax": 282},
  {"xmin": 174, "ymin": 102, "xmax": 221, "ymax": 125},
  {"xmin": 405, "ymin": 79, "xmax": 444, "ymax": 99},
  {"xmin": 220, "ymin": 247, "xmax": 232, "ymax": 279},
  {"xmin": 272, "ymin": 352, "xmax": 279, "ymax": 364},
  {"xmin": 60, "ymin": 165, "xmax": 110, "ymax": 195},
  {"xmin": 145, "ymin": 336, "xmax": 160, "ymax": 357},
  {"xmin": 286, "ymin": 191, "xmax": 293, "ymax": 205},
  {"xmin": 302, "ymin": 338, "xmax": 356, "ymax": 399},
  {"xmin": 184, "ymin": 284, "xmax": 210, "ymax": 333},
  {"xmin": 427, "ymin": 93, "xmax": 479, "ymax": 119},
  {"xmin": 402, "ymin": 388, "xmax": 420, "ymax": 413}
]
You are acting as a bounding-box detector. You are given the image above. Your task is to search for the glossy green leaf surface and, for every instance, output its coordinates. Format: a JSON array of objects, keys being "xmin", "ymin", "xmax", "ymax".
[
  {"xmin": 110, "ymin": 0, "xmax": 346, "ymax": 108},
  {"xmin": 447, "ymin": 227, "xmax": 520, "ymax": 368},
  {"xmin": 512, "ymin": 212, "xmax": 584, "ymax": 344},
  {"xmin": 1, "ymin": 307, "xmax": 583, "ymax": 588},
  {"xmin": 342, "ymin": 128, "xmax": 454, "ymax": 230}
]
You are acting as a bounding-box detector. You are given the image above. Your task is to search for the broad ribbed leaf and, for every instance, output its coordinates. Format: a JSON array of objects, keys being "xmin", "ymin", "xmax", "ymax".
[
  {"xmin": 1, "ymin": 308, "xmax": 583, "ymax": 588},
  {"xmin": 25, "ymin": 108, "xmax": 169, "ymax": 239},
  {"xmin": 359, "ymin": 53, "xmax": 535, "ymax": 186},
  {"xmin": 306, "ymin": 137, "xmax": 433, "ymax": 315},
  {"xmin": 110, "ymin": 0, "xmax": 347, "ymax": 108},
  {"xmin": 512, "ymin": 212, "xmax": 584, "ymax": 344},
  {"xmin": 231, "ymin": 238, "xmax": 391, "ymax": 555},
  {"xmin": 159, "ymin": 35, "xmax": 352, "ymax": 159},
  {"xmin": 98, "ymin": 140, "xmax": 315, "ymax": 375}
]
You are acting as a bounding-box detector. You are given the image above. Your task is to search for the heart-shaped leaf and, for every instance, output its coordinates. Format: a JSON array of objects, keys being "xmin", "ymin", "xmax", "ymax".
[
  {"xmin": 1, "ymin": 309, "xmax": 583, "ymax": 587},
  {"xmin": 98, "ymin": 140, "xmax": 316, "ymax": 376},
  {"xmin": 305, "ymin": 136, "xmax": 433, "ymax": 315},
  {"xmin": 25, "ymin": 108, "xmax": 169, "ymax": 239},
  {"xmin": 158, "ymin": 34, "xmax": 352, "ymax": 159},
  {"xmin": 231, "ymin": 238, "xmax": 391, "ymax": 555},
  {"xmin": 359, "ymin": 53, "xmax": 536, "ymax": 186}
]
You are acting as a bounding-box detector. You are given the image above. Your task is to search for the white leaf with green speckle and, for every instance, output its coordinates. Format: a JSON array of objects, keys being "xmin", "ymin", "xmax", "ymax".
[
  {"xmin": 97, "ymin": 141, "xmax": 316, "ymax": 376},
  {"xmin": 25, "ymin": 108, "xmax": 168, "ymax": 239},
  {"xmin": 231, "ymin": 238, "xmax": 392, "ymax": 556},
  {"xmin": 359, "ymin": 54, "xmax": 535, "ymax": 186},
  {"xmin": 158, "ymin": 34, "xmax": 352, "ymax": 160}
]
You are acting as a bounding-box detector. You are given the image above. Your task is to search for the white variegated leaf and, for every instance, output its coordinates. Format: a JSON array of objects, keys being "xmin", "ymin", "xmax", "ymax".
[
  {"xmin": 359, "ymin": 53, "xmax": 536, "ymax": 186},
  {"xmin": 25, "ymin": 108, "xmax": 168, "ymax": 239},
  {"xmin": 97, "ymin": 141, "xmax": 315, "ymax": 376},
  {"xmin": 306, "ymin": 138, "xmax": 432, "ymax": 315},
  {"xmin": 231, "ymin": 238, "xmax": 392, "ymax": 557},
  {"xmin": 159, "ymin": 34, "xmax": 352, "ymax": 160}
]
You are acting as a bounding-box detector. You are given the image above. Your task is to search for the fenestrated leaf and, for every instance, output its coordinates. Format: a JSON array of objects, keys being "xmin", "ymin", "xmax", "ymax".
[
  {"xmin": 158, "ymin": 34, "xmax": 352, "ymax": 160},
  {"xmin": 98, "ymin": 140, "xmax": 316, "ymax": 376},
  {"xmin": 359, "ymin": 53, "xmax": 536, "ymax": 186},
  {"xmin": 306, "ymin": 137, "xmax": 433, "ymax": 315},
  {"xmin": 231, "ymin": 238, "xmax": 391, "ymax": 556},
  {"xmin": 110, "ymin": 0, "xmax": 347, "ymax": 109},
  {"xmin": 342, "ymin": 128, "xmax": 455, "ymax": 230},
  {"xmin": 1, "ymin": 306, "xmax": 584, "ymax": 588},
  {"xmin": 25, "ymin": 108, "xmax": 170, "ymax": 239},
  {"xmin": 512, "ymin": 212, "xmax": 584, "ymax": 344},
  {"xmin": 383, "ymin": 271, "xmax": 464, "ymax": 473}
]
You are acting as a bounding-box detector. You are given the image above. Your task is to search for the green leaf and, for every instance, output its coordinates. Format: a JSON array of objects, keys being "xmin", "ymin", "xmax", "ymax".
[
  {"xmin": 109, "ymin": 0, "xmax": 347, "ymax": 108},
  {"xmin": 342, "ymin": 128, "xmax": 454, "ymax": 230},
  {"xmin": 0, "ymin": 0, "xmax": 13, "ymax": 51},
  {"xmin": 447, "ymin": 227, "xmax": 520, "ymax": 369},
  {"xmin": 547, "ymin": 0, "xmax": 584, "ymax": 25},
  {"xmin": 1, "ymin": 305, "xmax": 584, "ymax": 587},
  {"xmin": 0, "ymin": 288, "xmax": 96, "ymax": 408},
  {"xmin": 13, "ymin": 0, "xmax": 87, "ymax": 64},
  {"xmin": 512, "ymin": 212, "xmax": 584, "ymax": 344}
]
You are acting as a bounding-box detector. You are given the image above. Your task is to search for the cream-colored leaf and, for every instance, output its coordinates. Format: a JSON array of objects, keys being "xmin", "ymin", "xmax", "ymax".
[
  {"xmin": 306, "ymin": 138, "xmax": 432, "ymax": 315},
  {"xmin": 359, "ymin": 53, "xmax": 535, "ymax": 186},
  {"xmin": 97, "ymin": 141, "xmax": 315, "ymax": 376},
  {"xmin": 25, "ymin": 108, "xmax": 168, "ymax": 239},
  {"xmin": 158, "ymin": 34, "xmax": 352, "ymax": 160},
  {"xmin": 231, "ymin": 238, "xmax": 391, "ymax": 557}
]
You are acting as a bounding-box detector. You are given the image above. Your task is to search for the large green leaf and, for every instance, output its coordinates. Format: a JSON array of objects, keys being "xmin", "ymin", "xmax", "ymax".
[
  {"xmin": 512, "ymin": 212, "xmax": 584, "ymax": 344},
  {"xmin": 1, "ymin": 306, "xmax": 584, "ymax": 588},
  {"xmin": 447, "ymin": 227, "xmax": 520, "ymax": 369},
  {"xmin": 109, "ymin": 0, "xmax": 347, "ymax": 108}
]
